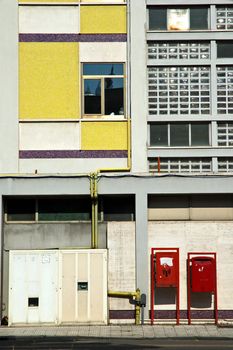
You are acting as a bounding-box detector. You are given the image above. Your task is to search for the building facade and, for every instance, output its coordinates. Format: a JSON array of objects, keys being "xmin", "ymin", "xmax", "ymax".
[{"xmin": 0, "ymin": 0, "xmax": 233, "ymax": 324}]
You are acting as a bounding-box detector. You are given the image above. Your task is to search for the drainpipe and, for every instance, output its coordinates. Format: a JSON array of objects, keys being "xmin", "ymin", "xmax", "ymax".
[
  {"xmin": 108, "ymin": 288, "xmax": 141, "ymax": 325},
  {"xmin": 90, "ymin": 172, "xmax": 98, "ymax": 249}
]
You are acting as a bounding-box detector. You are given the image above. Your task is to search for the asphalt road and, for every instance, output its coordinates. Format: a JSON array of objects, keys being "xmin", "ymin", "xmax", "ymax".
[{"xmin": 0, "ymin": 337, "xmax": 233, "ymax": 350}]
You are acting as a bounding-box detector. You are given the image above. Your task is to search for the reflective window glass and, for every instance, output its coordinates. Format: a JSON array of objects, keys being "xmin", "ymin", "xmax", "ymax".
[
  {"xmin": 150, "ymin": 124, "xmax": 168, "ymax": 146},
  {"xmin": 170, "ymin": 124, "xmax": 189, "ymax": 146},
  {"xmin": 84, "ymin": 79, "xmax": 101, "ymax": 114},
  {"xmin": 105, "ymin": 78, "xmax": 124, "ymax": 115},
  {"xmin": 190, "ymin": 7, "xmax": 208, "ymax": 29},
  {"xmin": 149, "ymin": 7, "xmax": 167, "ymax": 30},
  {"xmin": 217, "ymin": 41, "xmax": 233, "ymax": 58},
  {"xmin": 191, "ymin": 123, "xmax": 209, "ymax": 146},
  {"xmin": 83, "ymin": 64, "xmax": 123, "ymax": 76}
]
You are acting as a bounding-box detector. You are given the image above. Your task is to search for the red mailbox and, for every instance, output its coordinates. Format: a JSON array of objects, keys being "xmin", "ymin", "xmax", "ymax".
[
  {"xmin": 191, "ymin": 256, "xmax": 215, "ymax": 293},
  {"xmin": 156, "ymin": 252, "xmax": 179, "ymax": 287}
]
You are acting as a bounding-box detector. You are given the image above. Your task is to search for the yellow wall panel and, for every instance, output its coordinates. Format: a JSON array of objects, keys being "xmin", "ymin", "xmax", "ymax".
[
  {"xmin": 80, "ymin": 5, "xmax": 126, "ymax": 34},
  {"xmin": 19, "ymin": 43, "xmax": 79, "ymax": 120},
  {"xmin": 81, "ymin": 121, "xmax": 127, "ymax": 150}
]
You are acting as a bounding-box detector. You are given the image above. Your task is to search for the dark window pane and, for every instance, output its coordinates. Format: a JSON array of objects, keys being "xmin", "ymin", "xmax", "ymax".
[
  {"xmin": 191, "ymin": 123, "xmax": 209, "ymax": 146},
  {"xmin": 170, "ymin": 124, "xmax": 189, "ymax": 146},
  {"xmin": 102, "ymin": 195, "xmax": 135, "ymax": 221},
  {"xmin": 38, "ymin": 197, "xmax": 91, "ymax": 221},
  {"xmin": 7, "ymin": 198, "xmax": 35, "ymax": 221},
  {"xmin": 190, "ymin": 6, "xmax": 208, "ymax": 30},
  {"xmin": 150, "ymin": 124, "xmax": 168, "ymax": 146},
  {"xmin": 149, "ymin": 7, "xmax": 167, "ymax": 30},
  {"xmin": 83, "ymin": 64, "xmax": 123, "ymax": 76},
  {"xmin": 217, "ymin": 41, "xmax": 233, "ymax": 58},
  {"xmin": 84, "ymin": 79, "xmax": 101, "ymax": 114},
  {"xmin": 105, "ymin": 78, "xmax": 124, "ymax": 115}
]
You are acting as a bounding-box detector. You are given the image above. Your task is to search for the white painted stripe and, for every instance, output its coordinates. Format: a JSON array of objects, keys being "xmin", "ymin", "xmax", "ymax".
[
  {"xmin": 19, "ymin": 122, "xmax": 80, "ymax": 150},
  {"xmin": 80, "ymin": 42, "xmax": 126, "ymax": 62},
  {"xmin": 19, "ymin": 6, "xmax": 79, "ymax": 34}
]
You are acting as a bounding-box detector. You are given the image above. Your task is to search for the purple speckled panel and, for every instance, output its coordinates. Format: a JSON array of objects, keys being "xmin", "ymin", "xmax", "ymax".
[
  {"xmin": 110, "ymin": 310, "xmax": 233, "ymax": 320},
  {"xmin": 19, "ymin": 34, "xmax": 127, "ymax": 42},
  {"xmin": 19, "ymin": 150, "xmax": 128, "ymax": 159}
]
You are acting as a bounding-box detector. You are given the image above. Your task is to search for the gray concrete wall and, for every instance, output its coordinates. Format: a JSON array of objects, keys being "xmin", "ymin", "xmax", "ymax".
[{"xmin": 0, "ymin": 0, "xmax": 18, "ymax": 173}]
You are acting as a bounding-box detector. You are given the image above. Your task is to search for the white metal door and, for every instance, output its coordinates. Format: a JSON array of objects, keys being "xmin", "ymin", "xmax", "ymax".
[{"xmin": 9, "ymin": 250, "xmax": 59, "ymax": 325}]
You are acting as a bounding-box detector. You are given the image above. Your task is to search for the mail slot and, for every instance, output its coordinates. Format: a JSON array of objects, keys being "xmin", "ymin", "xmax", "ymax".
[
  {"xmin": 156, "ymin": 252, "xmax": 179, "ymax": 287},
  {"xmin": 191, "ymin": 257, "xmax": 215, "ymax": 292}
]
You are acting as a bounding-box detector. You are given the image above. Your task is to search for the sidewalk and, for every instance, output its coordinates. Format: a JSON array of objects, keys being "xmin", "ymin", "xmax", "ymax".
[{"xmin": 0, "ymin": 324, "xmax": 232, "ymax": 339}]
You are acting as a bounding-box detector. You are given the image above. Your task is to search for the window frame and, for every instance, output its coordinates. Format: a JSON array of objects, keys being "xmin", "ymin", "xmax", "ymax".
[
  {"xmin": 81, "ymin": 62, "xmax": 126, "ymax": 119},
  {"xmin": 148, "ymin": 6, "xmax": 210, "ymax": 32},
  {"xmin": 149, "ymin": 122, "xmax": 211, "ymax": 148}
]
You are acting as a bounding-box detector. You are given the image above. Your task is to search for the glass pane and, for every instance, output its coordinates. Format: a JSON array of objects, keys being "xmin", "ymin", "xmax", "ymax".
[
  {"xmin": 7, "ymin": 198, "xmax": 35, "ymax": 221},
  {"xmin": 102, "ymin": 195, "xmax": 135, "ymax": 221},
  {"xmin": 84, "ymin": 79, "xmax": 101, "ymax": 114},
  {"xmin": 150, "ymin": 124, "xmax": 168, "ymax": 146},
  {"xmin": 149, "ymin": 7, "xmax": 167, "ymax": 30},
  {"xmin": 38, "ymin": 197, "xmax": 91, "ymax": 221},
  {"xmin": 190, "ymin": 6, "xmax": 208, "ymax": 29},
  {"xmin": 168, "ymin": 9, "xmax": 189, "ymax": 31},
  {"xmin": 170, "ymin": 124, "xmax": 189, "ymax": 146},
  {"xmin": 105, "ymin": 78, "xmax": 124, "ymax": 115},
  {"xmin": 83, "ymin": 64, "xmax": 123, "ymax": 76},
  {"xmin": 217, "ymin": 41, "xmax": 233, "ymax": 58},
  {"xmin": 191, "ymin": 123, "xmax": 209, "ymax": 146}
]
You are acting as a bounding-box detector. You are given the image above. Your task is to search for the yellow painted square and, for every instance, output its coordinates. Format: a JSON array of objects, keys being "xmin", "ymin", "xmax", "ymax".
[
  {"xmin": 81, "ymin": 121, "xmax": 127, "ymax": 150},
  {"xmin": 80, "ymin": 5, "xmax": 126, "ymax": 34},
  {"xmin": 19, "ymin": 43, "xmax": 79, "ymax": 120}
]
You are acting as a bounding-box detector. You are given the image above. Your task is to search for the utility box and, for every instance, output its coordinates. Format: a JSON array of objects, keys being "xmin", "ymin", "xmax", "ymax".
[
  {"xmin": 156, "ymin": 252, "xmax": 179, "ymax": 287},
  {"xmin": 9, "ymin": 250, "xmax": 59, "ymax": 325},
  {"xmin": 191, "ymin": 256, "xmax": 215, "ymax": 293},
  {"xmin": 59, "ymin": 249, "xmax": 107, "ymax": 324}
]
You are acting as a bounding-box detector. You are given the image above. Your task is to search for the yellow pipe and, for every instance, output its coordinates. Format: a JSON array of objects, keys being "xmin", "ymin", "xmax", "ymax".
[
  {"xmin": 108, "ymin": 288, "xmax": 141, "ymax": 325},
  {"xmin": 90, "ymin": 172, "xmax": 98, "ymax": 249},
  {"xmin": 97, "ymin": 119, "xmax": 131, "ymax": 173}
]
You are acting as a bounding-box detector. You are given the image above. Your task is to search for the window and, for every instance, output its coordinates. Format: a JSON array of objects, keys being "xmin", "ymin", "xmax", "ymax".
[
  {"xmin": 82, "ymin": 63, "xmax": 124, "ymax": 117},
  {"xmin": 217, "ymin": 41, "xmax": 233, "ymax": 58},
  {"xmin": 148, "ymin": 6, "xmax": 209, "ymax": 31},
  {"xmin": 217, "ymin": 122, "xmax": 233, "ymax": 146},
  {"xmin": 148, "ymin": 66, "xmax": 210, "ymax": 116},
  {"xmin": 218, "ymin": 158, "xmax": 233, "ymax": 172},
  {"xmin": 6, "ymin": 197, "xmax": 35, "ymax": 221},
  {"xmin": 217, "ymin": 66, "xmax": 233, "ymax": 114},
  {"xmin": 216, "ymin": 7, "xmax": 233, "ymax": 30},
  {"xmin": 149, "ymin": 158, "xmax": 212, "ymax": 173},
  {"xmin": 5, "ymin": 196, "xmax": 91, "ymax": 222},
  {"xmin": 100, "ymin": 195, "xmax": 135, "ymax": 221},
  {"xmin": 150, "ymin": 123, "xmax": 210, "ymax": 147},
  {"xmin": 148, "ymin": 42, "xmax": 210, "ymax": 60}
]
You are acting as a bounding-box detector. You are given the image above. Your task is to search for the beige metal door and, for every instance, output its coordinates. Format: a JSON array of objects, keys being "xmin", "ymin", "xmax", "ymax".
[{"xmin": 59, "ymin": 249, "xmax": 107, "ymax": 324}]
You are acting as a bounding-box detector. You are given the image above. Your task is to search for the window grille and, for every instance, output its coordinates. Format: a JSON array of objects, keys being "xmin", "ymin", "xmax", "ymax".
[
  {"xmin": 216, "ymin": 7, "xmax": 233, "ymax": 30},
  {"xmin": 217, "ymin": 66, "xmax": 233, "ymax": 115},
  {"xmin": 217, "ymin": 122, "xmax": 233, "ymax": 146},
  {"xmin": 149, "ymin": 158, "xmax": 212, "ymax": 173},
  {"xmin": 218, "ymin": 158, "xmax": 233, "ymax": 172},
  {"xmin": 148, "ymin": 42, "xmax": 210, "ymax": 60},
  {"xmin": 148, "ymin": 66, "xmax": 210, "ymax": 116}
]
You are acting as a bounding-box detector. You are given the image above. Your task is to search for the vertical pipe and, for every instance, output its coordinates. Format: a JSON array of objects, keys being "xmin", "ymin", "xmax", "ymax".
[
  {"xmin": 151, "ymin": 248, "xmax": 155, "ymax": 325},
  {"xmin": 135, "ymin": 288, "xmax": 141, "ymax": 325},
  {"xmin": 214, "ymin": 254, "xmax": 218, "ymax": 325}
]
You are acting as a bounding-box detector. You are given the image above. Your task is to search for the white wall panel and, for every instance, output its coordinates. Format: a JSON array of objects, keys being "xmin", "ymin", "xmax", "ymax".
[
  {"xmin": 107, "ymin": 222, "xmax": 136, "ymax": 314},
  {"xmin": 148, "ymin": 222, "xmax": 233, "ymax": 311},
  {"xmin": 19, "ymin": 123, "xmax": 80, "ymax": 150},
  {"xmin": 19, "ymin": 158, "xmax": 127, "ymax": 173},
  {"xmin": 19, "ymin": 6, "xmax": 79, "ymax": 34},
  {"xmin": 80, "ymin": 43, "xmax": 126, "ymax": 62}
]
